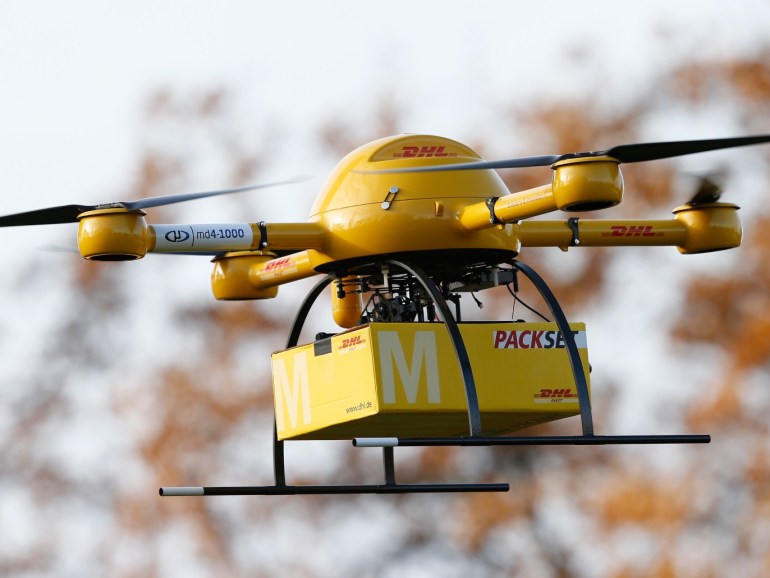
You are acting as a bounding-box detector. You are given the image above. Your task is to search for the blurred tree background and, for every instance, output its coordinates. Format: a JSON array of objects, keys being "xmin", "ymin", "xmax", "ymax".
[{"xmin": 1, "ymin": 44, "xmax": 770, "ymax": 578}]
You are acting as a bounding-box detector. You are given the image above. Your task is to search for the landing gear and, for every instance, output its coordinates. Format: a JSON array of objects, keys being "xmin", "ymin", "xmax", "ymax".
[{"xmin": 160, "ymin": 258, "xmax": 708, "ymax": 497}]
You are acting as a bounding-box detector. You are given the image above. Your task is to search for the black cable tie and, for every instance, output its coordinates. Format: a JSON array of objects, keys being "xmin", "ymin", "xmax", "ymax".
[
  {"xmin": 485, "ymin": 197, "xmax": 501, "ymax": 224},
  {"xmin": 258, "ymin": 221, "xmax": 268, "ymax": 249},
  {"xmin": 568, "ymin": 217, "xmax": 580, "ymax": 246}
]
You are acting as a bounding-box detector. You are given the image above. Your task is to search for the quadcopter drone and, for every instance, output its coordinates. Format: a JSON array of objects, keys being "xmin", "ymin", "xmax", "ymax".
[{"xmin": 2, "ymin": 134, "xmax": 769, "ymax": 496}]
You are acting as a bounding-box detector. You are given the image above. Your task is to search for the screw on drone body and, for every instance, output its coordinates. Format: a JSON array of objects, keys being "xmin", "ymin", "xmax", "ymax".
[{"xmin": 381, "ymin": 186, "xmax": 399, "ymax": 210}]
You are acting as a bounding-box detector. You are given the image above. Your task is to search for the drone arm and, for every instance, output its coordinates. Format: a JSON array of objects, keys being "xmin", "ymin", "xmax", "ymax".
[
  {"xmin": 248, "ymin": 250, "xmax": 321, "ymax": 289},
  {"xmin": 460, "ymin": 159, "xmax": 625, "ymax": 231},
  {"xmin": 263, "ymin": 223, "xmax": 325, "ymax": 252},
  {"xmin": 516, "ymin": 202, "xmax": 741, "ymax": 254},
  {"xmin": 517, "ymin": 219, "xmax": 686, "ymax": 248},
  {"xmin": 211, "ymin": 249, "xmax": 327, "ymax": 300},
  {"xmin": 147, "ymin": 222, "xmax": 324, "ymax": 254},
  {"xmin": 460, "ymin": 185, "xmax": 556, "ymax": 230}
]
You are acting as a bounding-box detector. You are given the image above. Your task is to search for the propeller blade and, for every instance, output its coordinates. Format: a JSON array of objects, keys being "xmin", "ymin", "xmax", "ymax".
[
  {"xmin": 599, "ymin": 135, "xmax": 770, "ymax": 164},
  {"xmin": 122, "ymin": 177, "xmax": 308, "ymax": 210},
  {"xmin": 684, "ymin": 171, "xmax": 725, "ymax": 206},
  {"xmin": 0, "ymin": 177, "xmax": 307, "ymax": 227},
  {"xmin": 364, "ymin": 134, "xmax": 770, "ymax": 174},
  {"xmin": 364, "ymin": 154, "xmax": 561, "ymax": 174},
  {"xmin": 0, "ymin": 204, "xmax": 98, "ymax": 227},
  {"xmin": 38, "ymin": 243, "xmax": 224, "ymax": 257},
  {"xmin": 37, "ymin": 243, "xmax": 81, "ymax": 254}
]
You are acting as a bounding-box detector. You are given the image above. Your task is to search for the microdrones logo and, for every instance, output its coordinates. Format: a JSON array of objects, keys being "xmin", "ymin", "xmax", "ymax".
[{"xmin": 164, "ymin": 229, "xmax": 191, "ymax": 243}]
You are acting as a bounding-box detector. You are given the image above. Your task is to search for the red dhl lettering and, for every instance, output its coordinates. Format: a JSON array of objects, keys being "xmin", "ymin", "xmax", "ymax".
[
  {"xmin": 340, "ymin": 335, "xmax": 364, "ymax": 349},
  {"xmin": 393, "ymin": 145, "xmax": 458, "ymax": 158},
  {"xmin": 493, "ymin": 329, "xmax": 580, "ymax": 349},
  {"xmin": 263, "ymin": 257, "xmax": 292, "ymax": 271},
  {"xmin": 602, "ymin": 225, "xmax": 663, "ymax": 238},
  {"xmin": 534, "ymin": 388, "xmax": 578, "ymax": 400}
]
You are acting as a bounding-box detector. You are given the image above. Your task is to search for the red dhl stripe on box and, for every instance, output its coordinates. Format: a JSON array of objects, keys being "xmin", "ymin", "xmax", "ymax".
[
  {"xmin": 493, "ymin": 329, "xmax": 587, "ymax": 350},
  {"xmin": 533, "ymin": 388, "xmax": 578, "ymax": 403}
]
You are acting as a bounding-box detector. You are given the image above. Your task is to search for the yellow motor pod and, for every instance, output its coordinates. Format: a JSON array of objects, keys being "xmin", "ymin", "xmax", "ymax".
[
  {"xmin": 77, "ymin": 208, "xmax": 149, "ymax": 260},
  {"xmin": 211, "ymin": 251, "xmax": 279, "ymax": 300},
  {"xmin": 673, "ymin": 202, "xmax": 742, "ymax": 254},
  {"xmin": 331, "ymin": 277, "xmax": 363, "ymax": 328},
  {"xmin": 551, "ymin": 157, "xmax": 623, "ymax": 211}
]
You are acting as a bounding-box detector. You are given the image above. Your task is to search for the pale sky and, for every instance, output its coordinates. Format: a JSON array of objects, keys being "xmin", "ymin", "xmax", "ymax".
[
  {"xmin": 1, "ymin": 3, "xmax": 770, "ymax": 576},
  {"xmin": 2, "ymin": 0, "xmax": 769, "ymax": 220}
]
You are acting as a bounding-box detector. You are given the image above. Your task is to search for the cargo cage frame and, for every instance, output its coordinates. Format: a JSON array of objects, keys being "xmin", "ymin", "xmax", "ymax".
[{"xmin": 160, "ymin": 258, "xmax": 708, "ymax": 497}]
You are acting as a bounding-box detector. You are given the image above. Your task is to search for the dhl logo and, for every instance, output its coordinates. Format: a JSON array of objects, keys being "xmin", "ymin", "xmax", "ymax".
[
  {"xmin": 393, "ymin": 146, "xmax": 458, "ymax": 158},
  {"xmin": 602, "ymin": 225, "xmax": 663, "ymax": 237},
  {"xmin": 262, "ymin": 257, "xmax": 292, "ymax": 271},
  {"xmin": 339, "ymin": 335, "xmax": 366, "ymax": 350},
  {"xmin": 533, "ymin": 388, "xmax": 578, "ymax": 403}
]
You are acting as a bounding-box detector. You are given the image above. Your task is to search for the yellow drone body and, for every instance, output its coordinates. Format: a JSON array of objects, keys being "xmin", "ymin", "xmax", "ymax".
[
  {"xmin": 60, "ymin": 133, "xmax": 746, "ymax": 317},
  {"xmin": 236, "ymin": 135, "xmax": 739, "ymax": 305},
  {"xmin": 302, "ymin": 135, "xmax": 631, "ymax": 268},
  {"xmin": 0, "ymin": 132, "xmax": 756, "ymax": 317},
  {"xmin": 308, "ymin": 135, "xmax": 518, "ymax": 264}
]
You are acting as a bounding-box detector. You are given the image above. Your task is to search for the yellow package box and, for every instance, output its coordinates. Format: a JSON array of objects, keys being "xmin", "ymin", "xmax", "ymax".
[{"xmin": 271, "ymin": 322, "xmax": 589, "ymax": 440}]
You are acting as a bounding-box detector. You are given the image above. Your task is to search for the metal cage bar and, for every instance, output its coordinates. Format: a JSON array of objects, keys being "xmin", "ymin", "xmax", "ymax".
[{"xmin": 510, "ymin": 260, "xmax": 594, "ymax": 436}]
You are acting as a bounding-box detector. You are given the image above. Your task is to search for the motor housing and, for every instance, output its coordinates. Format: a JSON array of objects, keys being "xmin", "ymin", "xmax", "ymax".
[
  {"xmin": 211, "ymin": 251, "xmax": 280, "ymax": 300},
  {"xmin": 77, "ymin": 208, "xmax": 149, "ymax": 260}
]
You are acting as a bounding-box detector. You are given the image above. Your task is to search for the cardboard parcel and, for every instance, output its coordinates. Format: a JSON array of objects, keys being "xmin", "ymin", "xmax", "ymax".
[{"xmin": 271, "ymin": 322, "xmax": 589, "ymax": 440}]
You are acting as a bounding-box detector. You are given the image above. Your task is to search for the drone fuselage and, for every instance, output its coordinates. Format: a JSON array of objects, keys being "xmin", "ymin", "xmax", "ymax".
[{"xmin": 70, "ymin": 134, "xmax": 742, "ymax": 323}]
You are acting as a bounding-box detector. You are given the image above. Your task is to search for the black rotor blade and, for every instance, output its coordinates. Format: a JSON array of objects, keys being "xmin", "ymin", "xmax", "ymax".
[
  {"xmin": 122, "ymin": 177, "xmax": 308, "ymax": 210},
  {"xmin": 0, "ymin": 204, "xmax": 97, "ymax": 227},
  {"xmin": 38, "ymin": 243, "xmax": 224, "ymax": 257},
  {"xmin": 364, "ymin": 134, "xmax": 770, "ymax": 175},
  {"xmin": 0, "ymin": 177, "xmax": 307, "ymax": 227},
  {"xmin": 363, "ymin": 154, "xmax": 560, "ymax": 174},
  {"xmin": 598, "ymin": 135, "xmax": 770, "ymax": 164},
  {"xmin": 685, "ymin": 172, "xmax": 725, "ymax": 206}
]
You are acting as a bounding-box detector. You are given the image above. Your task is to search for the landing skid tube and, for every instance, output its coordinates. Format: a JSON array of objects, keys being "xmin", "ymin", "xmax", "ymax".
[
  {"xmin": 160, "ymin": 258, "xmax": 708, "ymax": 497},
  {"xmin": 160, "ymin": 482, "xmax": 509, "ymax": 496}
]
